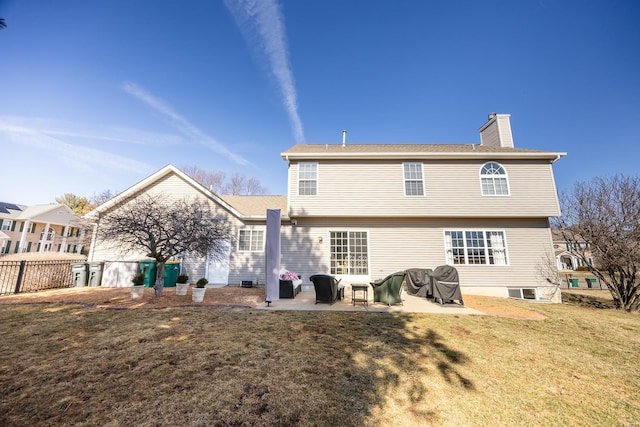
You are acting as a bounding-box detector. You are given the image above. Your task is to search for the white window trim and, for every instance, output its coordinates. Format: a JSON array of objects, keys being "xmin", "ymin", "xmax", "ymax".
[
  {"xmin": 507, "ymin": 288, "xmax": 538, "ymax": 300},
  {"xmin": 328, "ymin": 229, "xmax": 370, "ymax": 278},
  {"xmin": 1, "ymin": 220, "xmax": 13, "ymax": 231},
  {"xmin": 443, "ymin": 229, "xmax": 509, "ymax": 266},
  {"xmin": 237, "ymin": 228, "xmax": 265, "ymax": 253},
  {"xmin": 403, "ymin": 162, "xmax": 425, "ymax": 197},
  {"xmin": 479, "ymin": 162, "xmax": 510, "ymax": 196},
  {"xmin": 298, "ymin": 162, "xmax": 318, "ymax": 196}
]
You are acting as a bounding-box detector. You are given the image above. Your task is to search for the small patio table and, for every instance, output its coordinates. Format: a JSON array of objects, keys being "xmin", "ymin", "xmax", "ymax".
[{"xmin": 351, "ymin": 283, "xmax": 369, "ymax": 307}]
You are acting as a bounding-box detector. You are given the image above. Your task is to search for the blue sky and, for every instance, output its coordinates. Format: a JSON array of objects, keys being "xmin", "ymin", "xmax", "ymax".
[{"xmin": 1, "ymin": 0, "xmax": 638, "ymax": 205}]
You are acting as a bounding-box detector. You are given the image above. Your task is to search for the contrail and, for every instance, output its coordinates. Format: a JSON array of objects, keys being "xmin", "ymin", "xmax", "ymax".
[
  {"xmin": 123, "ymin": 81, "xmax": 251, "ymax": 165},
  {"xmin": 0, "ymin": 120, "xmax": 155, "ymax": 175},
  {"xmin": 225, "ymin": 0, "xmax": 305, "ymax": 144}
]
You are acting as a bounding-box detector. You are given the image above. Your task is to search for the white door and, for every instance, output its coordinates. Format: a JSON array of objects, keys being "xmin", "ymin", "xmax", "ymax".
[{"xmin": 206, "ymin": 241, "xmax": 230, "ymax": 286}]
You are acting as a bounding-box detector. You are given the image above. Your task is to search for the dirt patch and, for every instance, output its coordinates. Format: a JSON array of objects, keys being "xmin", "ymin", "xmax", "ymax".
[
  {"xmin": 462, "ymin": 294, "xmax": 545, "ymax": 320},
  {"xmin": 0, "ymin": 286, "xmax": 265, "ymax": 310}
]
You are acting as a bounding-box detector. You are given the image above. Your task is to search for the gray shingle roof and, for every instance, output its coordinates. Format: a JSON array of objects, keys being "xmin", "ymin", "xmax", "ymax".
[
  {"xmin": 218, "ymin": 195, "xmax": 288, "ymax": 218},
  {"xmin": 282, "ymin": 143, "xmax": 548, "ymax": 154}
]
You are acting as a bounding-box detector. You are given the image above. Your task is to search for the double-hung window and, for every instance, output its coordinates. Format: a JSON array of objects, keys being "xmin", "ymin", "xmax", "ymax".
[
  {"xmin": 444, "ymin": 230, "xmax": 508, "ymax": 265},
  {"xmin": 298, "ymin": 162, "xmax": 318, "ymax": 196},
  {"xmin": 330, "ymin": 231, "xmax": 369, "ymax": 275},
  {"xmin": 1, "ymin": 220, "xmax": 13, "ymax": 231},
  {"xmin": 40, "ymin": 227, "xmax": 55, "ymax": 241},
  {"xmin": 403, "ymin": 162, "xmax": 424, "ymax": 196},
  {"xmin": 237, "ymin": 229, "xmax": 264, "ymax": 252},
  {"xmin": 480, "ymin": 162, "xmax": 509, "ymax": 196}
]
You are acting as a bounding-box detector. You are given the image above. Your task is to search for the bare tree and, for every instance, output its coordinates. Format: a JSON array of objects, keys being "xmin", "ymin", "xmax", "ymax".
[
  {"xmin": 182, "ymin": 165, "xmax": 227, "ymax": 193},
  {"xmin": 554, "ymin": 175, "xmax": 640, "ymax": 312},
  {"xmin": 0, "ymin": 18, "xmax": 6, "ymax": 29},
  {"xmin": 96, "ymin": 194, "xmax": 231, "ymax": 297},
  {"xmin": 182, "ymin": 165, "xmax": 267, "ymax": 195},
  {"xmin": 91, "ymin": 189, "xmax": 118, "ymax": 206},
  {"xmin": 534, "ymin": 250, "xmax": 562, "ymax": 303}
]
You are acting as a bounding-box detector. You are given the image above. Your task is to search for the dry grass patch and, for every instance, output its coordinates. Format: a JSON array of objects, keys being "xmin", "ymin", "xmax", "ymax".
[{"xmin": 1, "ymin": 288, "xmax": 639, "ymax": 426}]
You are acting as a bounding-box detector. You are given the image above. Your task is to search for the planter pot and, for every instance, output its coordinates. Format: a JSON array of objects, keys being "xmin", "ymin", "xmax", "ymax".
[
  {"xmin": 176, "ymin": 283, "xmax": 189, "ymax": 296},
  {"xmin": 192, "ymin": 287, "xmax": 206, "ymax": 303},
  {"xmin": 131, "ymin": 285, "xmax": 145, "ymax": 299}
]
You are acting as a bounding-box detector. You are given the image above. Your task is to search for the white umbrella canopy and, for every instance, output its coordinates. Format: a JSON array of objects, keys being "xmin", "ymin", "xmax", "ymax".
[{"xmin": 265, "ymin": 209, "xmax": 281, "ymax": 304}]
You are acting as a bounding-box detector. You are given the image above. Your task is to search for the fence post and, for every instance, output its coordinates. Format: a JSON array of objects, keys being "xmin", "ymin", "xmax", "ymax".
[{"xmin": 14, "ymin": 260, "xmax": 26, "ymax": 294}]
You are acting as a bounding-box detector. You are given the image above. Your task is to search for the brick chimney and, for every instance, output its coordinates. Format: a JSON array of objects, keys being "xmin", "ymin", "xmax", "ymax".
[{"xmin": 479, "ymin": 113, "xmax": 514, "ymax": 148}]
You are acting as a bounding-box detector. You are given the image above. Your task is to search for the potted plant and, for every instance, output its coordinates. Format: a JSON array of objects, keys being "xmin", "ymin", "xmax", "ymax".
[
  {"xmin": 131, "ymin": 272, "xmax": 145, "ymax": 299},
  {"xmin": 192, "ymin": 278, "xmax": 208, "ymax": 302},
  {"xmin": 175, "ymin": 274, "xmax": 189, "ymax": 296}
]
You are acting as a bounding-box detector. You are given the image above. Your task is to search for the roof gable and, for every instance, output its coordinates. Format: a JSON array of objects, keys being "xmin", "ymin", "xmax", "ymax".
[{"xmin": 86, "ymin": 165, "xmax": 286, "ymax": 221}]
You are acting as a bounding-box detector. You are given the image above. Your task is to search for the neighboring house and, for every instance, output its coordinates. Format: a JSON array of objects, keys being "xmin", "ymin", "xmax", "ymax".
[
  {"xmin": 552, "ymin": 230, "xmax": 594, "ymax": 271},
  {"xmin": 0, "ymin": 202, "xmax": 88, "ymax": 256},
  {"xmin": 87, "ymin": 113, "xmax": 566, "ymax": 302}
]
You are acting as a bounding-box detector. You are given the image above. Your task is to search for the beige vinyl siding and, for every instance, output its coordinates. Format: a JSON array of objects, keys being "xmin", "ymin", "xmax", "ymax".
[
  {"xmin": 274, "ymin": 217, "xmax": 554, "ymax": 296},
  {"xmin": 496, "ymin": 115, "xmax": 514, "ymax": 148},
  {"xmin": 90, "ymin": 173, "xmax": 240, "ymax": 267},
  {"xmin": 288, "ymin": 159, "xmax": 560, "ymax": 217}
]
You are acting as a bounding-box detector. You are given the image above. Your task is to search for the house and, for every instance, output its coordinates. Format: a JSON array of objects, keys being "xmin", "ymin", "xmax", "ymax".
[
  {"xmin": 0, "ymin": 202, "xmax": 88, "ymax": 256},
  {"xmin": 87, "ymin": 113, "xmax": 566, "ymax": 302},
  {"xmin": 552, "ymin": 229, "xmax": 594, "ymax": 271}
]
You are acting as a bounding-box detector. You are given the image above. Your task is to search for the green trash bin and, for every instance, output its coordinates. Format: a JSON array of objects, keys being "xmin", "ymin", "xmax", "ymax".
[
  {"xmin": 139, "ymin": 259, "xmax": 157, "ymax": 288},
  {"xmin": 164, "ymin": 262, "xmax": 180, "ymax": 287},
  {"xmin": 71, "ymin": 262, "xmax": 88, "ymax": 287},
  {"xmin": 570, "ymin": 278, "xmax": 579, "ymax": 287},
  {"xmin": 88, "ymin": 262, "xmax": 104, "ymax": 287}
]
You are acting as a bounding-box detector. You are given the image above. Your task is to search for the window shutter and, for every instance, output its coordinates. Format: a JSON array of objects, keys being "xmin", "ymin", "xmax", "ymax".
[
  {"xmin": 19, "ymin": 222, "xmax": 24, "ymax": 232},
  {"xmin": 11, "ymin": 221, "xmax": 16, "ymax": 231}
]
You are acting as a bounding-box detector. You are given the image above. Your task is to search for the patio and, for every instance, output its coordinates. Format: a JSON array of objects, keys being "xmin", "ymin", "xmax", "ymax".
[{"xmin": 259, "ymin": 287, "xmax": 483, "ymax": 315}]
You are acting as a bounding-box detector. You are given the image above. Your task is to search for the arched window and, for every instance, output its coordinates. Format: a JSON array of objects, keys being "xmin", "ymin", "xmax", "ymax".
[{"xmin": 480, "ymin": 162, "xmax": 509, "ymax": 196}]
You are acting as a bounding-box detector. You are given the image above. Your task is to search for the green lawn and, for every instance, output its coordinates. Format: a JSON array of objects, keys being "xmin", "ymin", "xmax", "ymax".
[{"xmin": 0, "ymin": 293, "xmax": 638, "ymax": 426}]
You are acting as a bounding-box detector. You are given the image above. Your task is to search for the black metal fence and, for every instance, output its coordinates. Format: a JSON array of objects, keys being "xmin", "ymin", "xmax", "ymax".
[{"xmin": 0, "ymin": 260, "xmax": 85, "ymax": 296}]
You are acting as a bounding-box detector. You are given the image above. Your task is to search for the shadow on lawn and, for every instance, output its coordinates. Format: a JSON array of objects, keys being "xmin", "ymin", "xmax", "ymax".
[
  {"xmin": 561, "ymin": 291, "xmax": 616, "ymax": 309},
  {"xmin": 0, "ymin": 303, "xmax": 476, "ymax": 426},
  {"xmin": 281, "ymin": 311, "xmax": 475, "ymax": 426}
]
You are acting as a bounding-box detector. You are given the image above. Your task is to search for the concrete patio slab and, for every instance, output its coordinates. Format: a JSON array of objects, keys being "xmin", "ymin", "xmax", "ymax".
[{"xmin": 256, "ymin": 289, "xmax": 484, "ymax": 315}]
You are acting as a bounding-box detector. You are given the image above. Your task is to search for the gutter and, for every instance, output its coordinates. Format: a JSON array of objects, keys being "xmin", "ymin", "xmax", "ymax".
[{"xmin": 281, "ymin": 151, "xmax": 568, "ymax": 162}]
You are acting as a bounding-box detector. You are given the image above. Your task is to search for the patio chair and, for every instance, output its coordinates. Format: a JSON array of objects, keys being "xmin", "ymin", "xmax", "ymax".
[
  {"xmin": 371, "ymin": 271, "xmax": 405, "ymax": 306},
  {"xmin": 279, "ymin": 279, "xmax": 301, "ymax": 298},
  {"xmin": 428, "ymin": 265, "xmax": 463, "ymax": 306},
  {"xmin": 310, "ymin": 274, "xmax": 339, "ymax": 304}
]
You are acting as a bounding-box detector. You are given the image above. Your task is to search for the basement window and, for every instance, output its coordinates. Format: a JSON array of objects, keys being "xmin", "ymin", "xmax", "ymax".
[{"xmin": 508, "ymin": 288, "xmax": 537, "ymax": 300}]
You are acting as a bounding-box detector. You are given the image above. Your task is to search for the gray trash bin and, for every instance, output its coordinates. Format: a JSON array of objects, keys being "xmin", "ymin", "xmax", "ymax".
[
  {"xmin": 71, "ymin": 262, "xmax": 88, "ymax": 287},
  {"xmin": 88, "ymin": 262, "xmax": 104, "ymax": 287}
]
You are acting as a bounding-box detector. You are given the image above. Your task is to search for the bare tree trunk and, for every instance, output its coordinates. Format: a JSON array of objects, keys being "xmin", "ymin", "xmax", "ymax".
[{"xmin": 154, "ymin": 261, "xmax": 165, "ymax": 297}]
